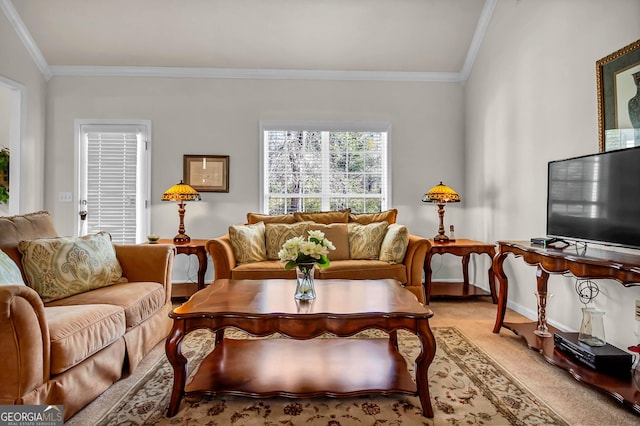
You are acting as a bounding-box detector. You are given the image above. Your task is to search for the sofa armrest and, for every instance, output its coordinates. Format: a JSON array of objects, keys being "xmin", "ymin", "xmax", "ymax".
[
  {"xmin": 206, "ymin": 235, "xmax": 236, "ymax": 280},
  {"xmin": 0, "ymin": 285, "xmax": 50, "ymax": 404},
  {"xmin": 404, "ymin": 234, "xmax": 431, "ymax": 288},
  {"xmin": 114, "ymin": 244, "xmax": 175, "ymax": 303}
]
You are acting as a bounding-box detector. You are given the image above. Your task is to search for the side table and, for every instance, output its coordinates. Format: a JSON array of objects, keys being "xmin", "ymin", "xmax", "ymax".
[
  {"xmin": 158, "ymin": 239, "xmax": 209, "ymax": 291},
  {"xmin": 423, "ymin": 238, "xmax": 497, "ymax": 304}
]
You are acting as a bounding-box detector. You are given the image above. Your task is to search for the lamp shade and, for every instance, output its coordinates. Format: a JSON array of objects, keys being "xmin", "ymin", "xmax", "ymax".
[
  {"xmin": 162, "ymin": 181, "xmax": 201, "ymax": 202},
  {"xmin": 422, "ymin": 181, "xmax": 460, "ymax": 204},
  {"xmin": 162, "ymin": 180, "xmax": 200, "ymax": 243}
]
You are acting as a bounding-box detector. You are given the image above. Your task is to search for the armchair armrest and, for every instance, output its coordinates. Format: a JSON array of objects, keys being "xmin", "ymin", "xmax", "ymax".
[
  {"xmin": 0, "ymin": 285, "xmax": 50, "ymax": 404},
  {"xmin": 113, "ymin": 244, "xmax": 175, "ymax": 303},
  {"xmin": 404, "ymin": 234, "xmax": 431, "ymax": 289},
  {"xmin": 206, "ymin": 235, "xmax": 236, "ymax": 280}
]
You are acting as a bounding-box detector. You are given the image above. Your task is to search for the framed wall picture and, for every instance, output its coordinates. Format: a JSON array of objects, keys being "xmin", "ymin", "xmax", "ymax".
[
  {"xmin": 596, "ymin": 39, "xmax": 640, "ymax": 151},
  {"xmin": 183, "ymin": 155, "xmax": 229, "ymax": 192}
]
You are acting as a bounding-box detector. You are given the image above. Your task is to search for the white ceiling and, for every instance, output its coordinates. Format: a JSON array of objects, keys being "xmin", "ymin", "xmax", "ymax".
[{"xmin": 3, "ymin": 0, "xmax": 496, "ymax": 81}]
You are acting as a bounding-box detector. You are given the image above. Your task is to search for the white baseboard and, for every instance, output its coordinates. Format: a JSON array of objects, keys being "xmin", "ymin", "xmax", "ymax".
[{"xmin": 506, "ymin": 300, "xmax": 570, "ymax": 332}]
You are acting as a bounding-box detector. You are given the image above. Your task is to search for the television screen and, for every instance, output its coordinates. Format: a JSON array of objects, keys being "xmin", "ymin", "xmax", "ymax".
[{"xmin": 547, "ymin": 146, "xmax": 640, "ymax": 249}]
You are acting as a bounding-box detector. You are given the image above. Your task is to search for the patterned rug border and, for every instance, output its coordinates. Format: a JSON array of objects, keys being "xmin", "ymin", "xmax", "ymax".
[
  {"xmin": 433, "ymin": 327, "xmax": 568, "ymax": 426},
  {"xmin": 90, "ymin": 327, "xmax": 569, "ymax": 425}
]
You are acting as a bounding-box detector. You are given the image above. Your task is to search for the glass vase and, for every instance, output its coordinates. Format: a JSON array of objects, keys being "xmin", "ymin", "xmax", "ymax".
[
  {"xmin": 578, "ymin": 307, "xmax": 606, "ymax": 346},
  {"xmin": 533, "ymin": 291, "xmax": 553, "ymax": 337},
  {"xmin": 294, "ymin": 263, "xmax": 316, "ymax": 300}
]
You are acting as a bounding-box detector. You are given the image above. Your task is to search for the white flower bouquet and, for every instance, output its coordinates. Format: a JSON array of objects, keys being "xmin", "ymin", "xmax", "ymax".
[{"xmin": 278, "ymin": 230, "xmax": 336, "ymax": 270}]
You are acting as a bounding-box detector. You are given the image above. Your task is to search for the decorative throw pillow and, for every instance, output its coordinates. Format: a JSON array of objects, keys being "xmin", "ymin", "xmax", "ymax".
[
  {"xmin": 294, "ymin": 209, "xmax": 351, "ymax": 224},
  {"xmin": 0, "ymin": 249, "xmax": 26, "ymax": 286},
  {"xmin": 229, "ymin": 222, "xmax": 267, "ymax": 264},
  {"xmin": 265, "ymin": 222, "xmax": 309, "ymax": 260},
  {"xmin": 347, "ymin": 221, "xmax": 389, "ymax": 260},
  {"xmin": 307, "ymin": 223, "xmax": 349, "ymax": 260},
  {"xmin": 18, "ymin": 232, "xmax": 125, "ymax": 302},
  {"xmin": 349, "ymin": 209, "xmax": 398, "ymax": 225},
  {"xmin": 379, "ymin": 224, "xmax": 409, "ymax": 264},
  {"xmin": 247, "ymin": 212, "xmax": 296, "ymax": 224}
]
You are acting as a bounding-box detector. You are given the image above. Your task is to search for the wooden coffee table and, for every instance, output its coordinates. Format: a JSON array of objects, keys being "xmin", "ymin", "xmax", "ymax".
[{"xmin": 165, "ymin": 278, "xmax": 436, "ymax": 417}]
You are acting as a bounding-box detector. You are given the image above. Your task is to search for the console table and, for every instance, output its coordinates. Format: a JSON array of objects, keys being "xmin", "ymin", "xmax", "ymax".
[
  {"xmin": 423, "ymin": 239, "xmax": 497, "ymax": 304},
  {"xmin": 492, "ymin": 240, "xmax": 640, "ymax": 414}
]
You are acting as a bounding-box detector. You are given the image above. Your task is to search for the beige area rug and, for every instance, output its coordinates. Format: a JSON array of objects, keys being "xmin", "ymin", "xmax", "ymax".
[{"xmin": 73, "ymin": 327, "xmax": 569, "ymax": 425}]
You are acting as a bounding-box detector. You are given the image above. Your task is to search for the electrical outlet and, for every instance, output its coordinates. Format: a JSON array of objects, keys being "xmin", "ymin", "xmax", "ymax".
[{"xmin": 636, "ymin": 299, "xmax": 640, "ymax": 321}]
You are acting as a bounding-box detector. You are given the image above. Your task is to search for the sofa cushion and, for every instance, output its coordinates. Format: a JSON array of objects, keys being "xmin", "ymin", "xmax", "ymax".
[
  {"xmin": 18, "ymin": 232, "xmax": 126, "ymax": 303},
  {"xmin": 349, "ymin": 209, "xmax": 398, "ymax": 225},
  {"xmin": 229, "ymin": 222, "xmax": 268, "ymax": 264},
  {"xmin": 46, "ymin": 281, "xmax": 166, "ymax": 330},
  {"xmin": 45, "ymin": 303, "xmax": 125, "ymax": 375},
  {"xmin": 0, "ymin": 210, "xmax": 58, "ymax": 267},
  {"xmin": 379, "ymin": 224, "xmax": 410, "ymax": 264},
  {"xmin": 294, "ymin": 209, "xmax": 350, "ymax": 224},
  {"xmin": 317, "ymin": 260, "xmax": 407, "ymax": 283},
  {"xmin": 265, "ymin": 222, "xmax": 309, "ymax": 260},
  {"xmin": 231, "ymin": 260, "xmax": 297, "ymax": 280},
  {"xmin": 347, "ymin": 221, "xmax": 389, "ymax": 260},
  {"xmin": 0, "ymin": 249, "xmax": 25, "ymax": 286},
  {"xmin": 247, "ymin": 212, "xmax": 296, "ymax": 224},
  {"xmin": 307, "ymin": 223, "xmax": 349, "ymax": 260}
]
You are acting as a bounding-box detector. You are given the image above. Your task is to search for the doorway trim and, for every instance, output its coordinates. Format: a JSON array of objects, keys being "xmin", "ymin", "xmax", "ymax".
[{"xmin": 0, "ymin": 75, "xmax": 24, "ymax": 215}]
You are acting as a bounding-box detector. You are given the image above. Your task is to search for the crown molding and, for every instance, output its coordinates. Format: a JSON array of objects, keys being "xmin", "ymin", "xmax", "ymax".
[
  {"xmin": 460, "ymin": 0, "xmax": 497, "ymax": 82},
  {"xmin": 0, "ymin": 0, "xmax": 52, "ymax": 80},
  {"xmin": 48, "ymin": 65, "xmax": 464, "ymax": 83}
]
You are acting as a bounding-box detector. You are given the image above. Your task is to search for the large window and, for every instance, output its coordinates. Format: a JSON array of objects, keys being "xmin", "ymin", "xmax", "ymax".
[
  {"xmin": 76, "ymin": 120, "xmax": 151, "ymax": 243},
  {"xmin": 261, "ymin": 122, "xmax": 390, "ymax": 214}
]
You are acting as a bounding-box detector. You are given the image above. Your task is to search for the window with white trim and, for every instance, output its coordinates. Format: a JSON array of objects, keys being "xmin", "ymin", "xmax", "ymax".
[
  {"xmin": 261, "ymin": 122, "xmax": 390, "ymax": 214},
  {"xmin": 76, "ymin": 121, "xmax": 151, "ymax": 243}
]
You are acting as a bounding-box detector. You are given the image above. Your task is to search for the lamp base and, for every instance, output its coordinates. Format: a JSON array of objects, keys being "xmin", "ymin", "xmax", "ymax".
[
  {"xmin": 173, "ymin": 234, "xmax": 191, "ymax": 244},
  {"xmin": 433, "ymin": 234, "xmax": 451, "ymax": 243}
]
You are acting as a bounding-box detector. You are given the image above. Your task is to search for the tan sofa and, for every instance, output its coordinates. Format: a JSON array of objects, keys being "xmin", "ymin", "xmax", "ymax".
[
  {"xmin": 0, "ymin": 211, "xmax": 174, "ymax": 420},
  {"xmin": 206, "ymin": 210, "xmax": 431, "ymax": 302}
]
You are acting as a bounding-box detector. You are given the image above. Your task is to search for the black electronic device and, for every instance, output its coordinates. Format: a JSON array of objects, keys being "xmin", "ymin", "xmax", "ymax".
[
  {"xmin": 531, "ymin": 237, "xmax": 555, "ymax": 246},
  {"xmin": 546, "ymin": 146, "xmax": 640, "ymax": 250},
  {"xmin": 553, "ymin": 331, "xmax": 633, "ymax": 379}
]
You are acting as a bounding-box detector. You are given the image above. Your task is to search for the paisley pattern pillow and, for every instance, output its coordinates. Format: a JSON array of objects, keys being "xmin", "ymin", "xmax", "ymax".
[
  {"xmin": 265, "ymin": 222, "xmax": 309, "ymax": 260},
  {"xmin": 0, "ymin": 249, "xmax": 26, "ymax": 286},
  {"xmin": 347, "ymin": 221, "xmax": 389, "ymax": 260},
  {"xmin": 18, "ymin": 232, "xmax": 125, "ymax": 302},
  {"xmin": 379, "ymin": 224, "xmax": 409, "ymax": 264},
  {"xmin": 229, "ymin": 222, "xmax": 267, "ymax": 264}
]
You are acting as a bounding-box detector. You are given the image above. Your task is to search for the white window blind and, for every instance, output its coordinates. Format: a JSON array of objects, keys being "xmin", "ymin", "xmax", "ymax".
[
  {"xmin": 262, "ymin": 123, "xmax": 390, "ymax": 214},
  {"xmin": 77, "ymin": 122, "xmax": 150, "ymax": 244}
]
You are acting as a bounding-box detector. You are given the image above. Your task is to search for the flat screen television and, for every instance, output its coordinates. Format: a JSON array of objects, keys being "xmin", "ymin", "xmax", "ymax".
[{"xmin": 547, "ymin": 146, "xmax": 640, "ymax": 250}]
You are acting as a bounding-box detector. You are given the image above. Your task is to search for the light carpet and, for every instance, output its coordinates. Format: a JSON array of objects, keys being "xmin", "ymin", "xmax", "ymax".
[{"xmin": 75, "ymin": 327, "xmax": 568, "ymax": 425}]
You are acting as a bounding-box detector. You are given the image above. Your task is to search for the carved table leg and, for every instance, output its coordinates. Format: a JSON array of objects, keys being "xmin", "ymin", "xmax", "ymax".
[
  {"xmin": 533, "ymin": 266, "xmax": 552, "ymax": 337},
  {"xmin": 196, "ymin": 249, "xmax": 208, "ymax": 290},
  {"xmin": 415, "ymin": 320, "xmax": 436, "ymax": 418},
  {"xmin": 487, "ymin": 248, "xmax": 497, "ymax": 304},
  {"xmin": 492, "ymin": 250, "xmax": 509, "ymax": 333},
  {"xmin": 461, "ymin": 254, "xmax": 471, "ymax": 293},
  {"xmin": 424, "ymin": 252, "xmax": 434, "ymax": 304},
  {"xmin": 166, "ymin": 320, "xmax": 188, "ymax": 417}
]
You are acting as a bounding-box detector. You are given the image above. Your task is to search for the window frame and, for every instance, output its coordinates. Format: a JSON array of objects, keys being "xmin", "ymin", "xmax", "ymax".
[
  {"xmin": 74, "ymin": 119, "xmax": 151, "ymax": 242},
  {"xmin": 259, "ymin": 120, "xmax": 392, "ymax": 214}
]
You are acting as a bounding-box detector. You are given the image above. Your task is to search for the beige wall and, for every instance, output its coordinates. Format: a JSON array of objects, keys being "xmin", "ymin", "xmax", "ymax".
[
  {"xmin": 0, "ymin": 9, "xmax": 46, "ymax": 213},
  {"xmin": 45, "ymin": 76, "xmax": 466, "ymax": 280},
  {"xmin": 465, "ymin": 0, "xmax": 640, "ymax": 348}
]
